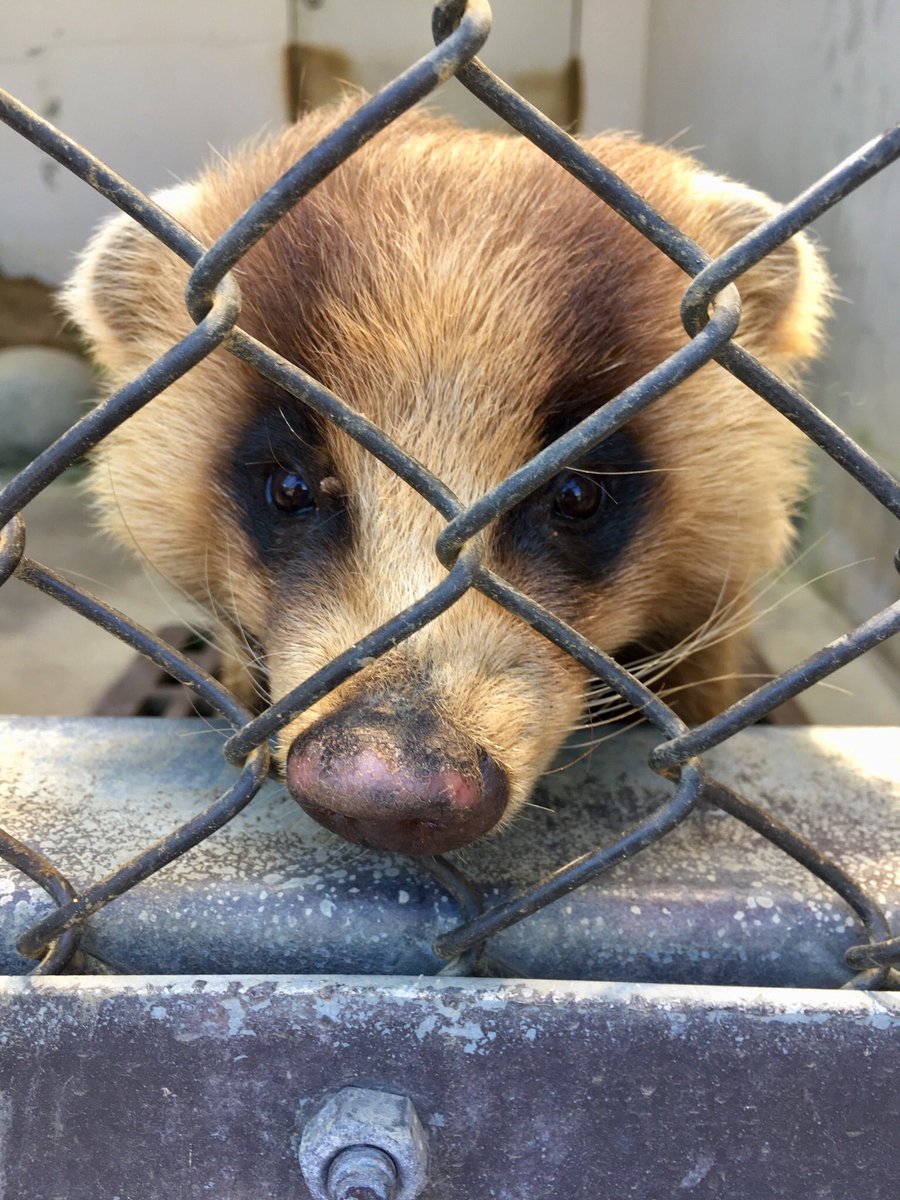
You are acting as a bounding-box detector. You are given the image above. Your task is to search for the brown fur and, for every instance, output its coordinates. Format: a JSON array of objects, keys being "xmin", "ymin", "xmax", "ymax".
[{"xmin": 63, "ymin": 100, "xmax": 830, "ymax": 836}]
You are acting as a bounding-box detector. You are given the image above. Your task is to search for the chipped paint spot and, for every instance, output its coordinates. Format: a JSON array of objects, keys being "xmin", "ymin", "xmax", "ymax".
[
  {"xmin": 219, "ymin": 996, "xmax": 255, "ymax": 1039},
  {"xmin": 416, "ymin": 1015, "xmax": 437, "ymax": 1040},
  {"xmin": 679, "ymin": 1152, "xmax": 715, "ymax": 1189}
]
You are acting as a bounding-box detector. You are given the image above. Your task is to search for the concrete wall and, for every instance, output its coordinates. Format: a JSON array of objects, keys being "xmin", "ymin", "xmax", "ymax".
[
  {"xmin": 1, "ymin": 1, "xmax": 287, "ymax": 283},
  {"xmin": 1, "ymin": 0, "xmax": 583, "ymax": 285},
  {"xmin": 636, "ymin": 0, "xmax": 900, "ymax": 666}
]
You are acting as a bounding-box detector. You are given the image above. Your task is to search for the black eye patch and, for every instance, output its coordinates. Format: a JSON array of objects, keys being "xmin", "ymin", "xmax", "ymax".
[
  {"xmin": 494, "ymin": 427, "xmax": 654, "ymax": 586},
  {"xmin": 222, "ymin": 396, "xmax": 351, "ymax": 570}
]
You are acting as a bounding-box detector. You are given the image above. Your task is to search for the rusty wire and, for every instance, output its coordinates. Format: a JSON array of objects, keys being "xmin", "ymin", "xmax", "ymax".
[{"xmin": 0, "ymin": 0, "xmax": 897, "ymax": 988}]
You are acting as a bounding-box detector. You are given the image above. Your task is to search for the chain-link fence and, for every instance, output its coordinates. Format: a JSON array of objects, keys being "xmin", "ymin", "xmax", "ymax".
[{"xmin": 1, "ymin": 0, "xmax": 898, "ymax": 988}]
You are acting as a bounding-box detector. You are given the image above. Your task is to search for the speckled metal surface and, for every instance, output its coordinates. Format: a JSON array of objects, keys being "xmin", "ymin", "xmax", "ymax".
[
  {"xmin": 0, "ymin": 975, "xmax": 897, "ymax": 1199},
  {"xmin": 0, "ymin": 718, "xmax": 897, "ymax": 986}
]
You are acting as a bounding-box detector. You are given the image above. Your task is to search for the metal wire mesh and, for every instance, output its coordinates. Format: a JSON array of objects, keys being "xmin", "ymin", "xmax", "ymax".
[{"xmin": 0, "ymin": 0, "xmax": 897, "ymax": 987}]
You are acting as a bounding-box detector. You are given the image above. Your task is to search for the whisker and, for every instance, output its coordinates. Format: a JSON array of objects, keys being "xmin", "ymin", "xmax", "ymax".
[
  {"xmin": 278, "ymin": 404, "xmax": 317, "ymax": 449},
  {"xmin": 522, "ymin": 800, "xmax": 556, "ymax": 814},
  {"xmin": 574, "ymin": 465, "xmax": 692, "ymax": 476},
  {"xmin": 547, "ymin": 716, "xmax": 647, "ymax": 762},
  {"xmin": 578, "ymin": 540, "xmax": 868, "ymax": 736}
]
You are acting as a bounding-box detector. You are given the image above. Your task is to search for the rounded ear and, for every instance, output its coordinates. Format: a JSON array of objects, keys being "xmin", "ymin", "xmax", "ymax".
[
  {"xmin": 687, "ymin": 172, "xmax": 833, "ymax": 367},
  {"xmin": 60, "ymin": 183, "xmax": 200, "ymax": 372}
]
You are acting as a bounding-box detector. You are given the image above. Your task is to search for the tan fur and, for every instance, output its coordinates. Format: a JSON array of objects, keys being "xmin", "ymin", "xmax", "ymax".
[{"xmin": 62, "ymin": 100, "xmax": 830, "ymax": 830}]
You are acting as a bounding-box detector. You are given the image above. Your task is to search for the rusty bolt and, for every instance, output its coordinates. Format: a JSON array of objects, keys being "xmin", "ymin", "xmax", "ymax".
[{"xmin": 298, "ymin": 1087, "xmax": 428, "ymax": 1200}]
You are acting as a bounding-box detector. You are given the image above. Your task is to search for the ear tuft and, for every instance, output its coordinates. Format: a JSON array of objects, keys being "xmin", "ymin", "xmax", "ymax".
[{"xmin": 691, "ymin": 172, "xmax": 833, "ymax": 366}]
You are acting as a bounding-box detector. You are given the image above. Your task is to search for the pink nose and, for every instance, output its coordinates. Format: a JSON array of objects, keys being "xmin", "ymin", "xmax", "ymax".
[{"xmin": 285, "ymin": 698, "xmax": 508, "ymax": 855}]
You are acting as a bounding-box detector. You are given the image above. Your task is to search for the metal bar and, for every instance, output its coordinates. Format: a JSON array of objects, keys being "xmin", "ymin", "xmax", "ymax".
[
  {"xmin": 431, "ymin": 761, "xmax": 704, "ymax": 960},
  {"xmin": 0, "ymin": 975, "xmax": 896, "ymax": 1198},
  {"xmin": 6, "ymin": 721, "xmax": 891, "ymax": 988}
]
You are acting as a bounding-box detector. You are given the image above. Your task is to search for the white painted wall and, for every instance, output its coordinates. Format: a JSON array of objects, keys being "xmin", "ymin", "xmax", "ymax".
[
  {"xmin": 579, "ymin": 0, "xmax": 650, "ymax": 132},
  {"xmin": 287, "ymin": 0, "xmax": 579, "ymax": 129},
  {"xmin": 2, "ymin": 1, "xmax": 652, "ymax": 285},
  {"xmin": 0, "ymin": 1, "xmax": 287, "ymax": 282},
  {"xmin": 638, "ymin": 0, "xmax": 900, "ymax": 666},
  {"xmin": 1, "ymin": 0, "xmax": 590, "ymax": 284}
]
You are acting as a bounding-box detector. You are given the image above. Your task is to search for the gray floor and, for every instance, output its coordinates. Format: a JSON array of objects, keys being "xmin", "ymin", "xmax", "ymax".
[
  {"xmin": 1, "ymin": 477, "xmax": 199, "ymax": 716},
  {"xmin": 2, "ymin": 476, "xmax": 899, "ymax": 723}
]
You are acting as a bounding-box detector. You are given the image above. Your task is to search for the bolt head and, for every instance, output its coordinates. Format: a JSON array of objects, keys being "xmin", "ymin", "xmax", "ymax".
[{"xmin": 298, "ymin": 1087, "xmax": 428, "ymax": 1200}]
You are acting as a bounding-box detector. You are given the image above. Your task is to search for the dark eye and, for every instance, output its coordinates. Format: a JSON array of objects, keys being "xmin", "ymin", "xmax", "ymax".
[
  {"xmin": 553, "ymin": 472, "xmax": 607, "ymax": 521},
  {"xmin": 265, "ymin": 466, "xmax": 315, "ymax": 515}
]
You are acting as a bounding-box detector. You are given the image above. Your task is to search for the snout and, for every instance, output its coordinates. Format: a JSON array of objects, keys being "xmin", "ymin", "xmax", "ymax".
[{"xmin": 285, "ymin": 690, "xmax": 509, "ymax": 855}]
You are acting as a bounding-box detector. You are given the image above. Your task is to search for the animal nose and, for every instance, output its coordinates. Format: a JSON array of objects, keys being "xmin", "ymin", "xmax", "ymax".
[{"xmin": 285, "ymin": 698, "xmax": 508, "ymax": 855}]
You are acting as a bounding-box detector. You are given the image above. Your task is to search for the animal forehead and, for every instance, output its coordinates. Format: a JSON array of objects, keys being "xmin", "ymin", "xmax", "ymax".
[
  {"xmin": 225, "ymin": 121, "xmax": 682, "ymax": 375},
  {"xmin": 215, "ymin": 118, "xmax": 685, "ymax": 486},
  {"xmin": 319, "ymin": 385, "xmax": 539, "ymax": 506}
]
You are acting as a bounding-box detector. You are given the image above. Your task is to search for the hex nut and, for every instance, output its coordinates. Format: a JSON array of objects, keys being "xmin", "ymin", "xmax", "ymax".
[{"xmin": 298, "ymin": 1087, "xmax": 429, "ymax": 1200}]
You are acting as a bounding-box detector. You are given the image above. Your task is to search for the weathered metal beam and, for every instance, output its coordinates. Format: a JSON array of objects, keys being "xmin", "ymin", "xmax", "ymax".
[
  {"xmin": 1, "ymin": 718, "xmax": 897, "ymax": 985},
  {"xmin": 0, "ymin": 975, "xmax": 897, "ymax": 1198}
]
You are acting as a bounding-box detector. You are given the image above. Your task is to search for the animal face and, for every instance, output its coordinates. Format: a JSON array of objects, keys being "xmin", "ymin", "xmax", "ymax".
[{"xmin": 63, "ymin": 100, "xmax": 829, "ymax": 854}]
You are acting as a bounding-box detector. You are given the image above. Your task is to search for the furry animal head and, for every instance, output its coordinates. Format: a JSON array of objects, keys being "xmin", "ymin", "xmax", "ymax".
[{"xmin": 63, "ymin": 100, "xmax": 830, "ymax": 854}]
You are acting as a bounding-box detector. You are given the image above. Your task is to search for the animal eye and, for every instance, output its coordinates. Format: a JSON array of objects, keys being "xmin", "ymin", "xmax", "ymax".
[
  {"xmin": 265, "ymin": 466, "xmax": 315, "ymax": 515},
  {"xmin": 553, "ymin": 473, "xmax": 607, "ymax": 521}
]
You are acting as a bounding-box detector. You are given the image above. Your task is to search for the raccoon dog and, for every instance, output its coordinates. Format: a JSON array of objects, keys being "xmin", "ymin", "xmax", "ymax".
[{"xmin": 64, "ymin": 100, "xmax": 829, "ymax": 854}]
